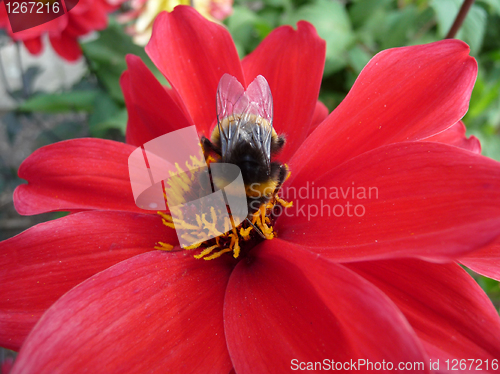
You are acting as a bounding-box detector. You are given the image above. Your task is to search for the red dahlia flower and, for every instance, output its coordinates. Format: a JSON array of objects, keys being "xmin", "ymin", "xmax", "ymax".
[
  {"xmin": 2, "ymin": 6, "xmax": 500, "ymax": 373},
  {"xmin": 0, "ymin": 0, "xmax": 123, "ymax": 61}
]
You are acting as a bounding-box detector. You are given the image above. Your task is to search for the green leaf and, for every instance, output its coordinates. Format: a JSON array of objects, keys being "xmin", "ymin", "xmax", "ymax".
[
  {"xmin": 348, "ymin": 0, "xmax": 392, "ymax": 28},
  {"xmin": 81, "ymin": 19, "xmax": 166, "ymax": 103},
  {"xmin": 89, "ymin": 91, "xmax": 127, "ymax": 137},
  {"xmin": 226, "ymin": 6, "xmax": 271, "ymax": 57},
  {"xmin": 380, "ymin": 5, "xmax": 420, "ymax": 49},
  {"xmin": 431, "ymin": 0, "xmax": 487, "ymax": 54},
  {"xmin": 23, "ymin": 66, "xmax": 43, "ymax": 95},
  {"xmin": 18, "ymin": 91, "xmax": 98, "ymax": 113},
  {"xmin": 468, "ymin": 129, "xmax": 500, "ymax": 161},
  {"xmin": 282, "ymin": 0, "xmax": 353, "ymax": 75},
  {"xmin": 468, "ymin": 76, "xmax": 500, "ymax": 119},
  {"xmin": 477, "ymin": 0, "xmax": 500, "ymax": 16},
  {"xmin": 90, "ymin": 109, "xmax": 128, "ymax": 137},
  {"xmin": 2, "ymin": 112, "xmax": 23, "ymax": 144},
  {"xmin": 347, "ymin": 45, "xmax": 372, "ymax": 74},
  {"xmin": 35, "ymin": 120, "xmax": 88, "ymax": 148},
  {"xmin": 460, "ymin": 4, "xmax": 487, "ymax": 55},
  {"xmin": 431, "ymin": 0, "xmax": 461, "ymax": 37}
]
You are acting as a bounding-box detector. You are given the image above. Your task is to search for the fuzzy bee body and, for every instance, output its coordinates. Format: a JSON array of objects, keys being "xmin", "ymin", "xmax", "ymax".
[{"xmin": 202, "ymin": 74, "xmax": 287, "ymax": 219}]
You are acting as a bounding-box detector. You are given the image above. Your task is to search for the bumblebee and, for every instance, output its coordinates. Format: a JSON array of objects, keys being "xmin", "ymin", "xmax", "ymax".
[{"xmin": 201, "ymin": 74, "xmax": 288, "ymax": 228}]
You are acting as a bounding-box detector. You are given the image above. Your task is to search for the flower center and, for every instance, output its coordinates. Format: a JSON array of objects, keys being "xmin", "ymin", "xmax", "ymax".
[{"xmin": 155, "ymin": 155, "xmax": 292, "ymax": 260}]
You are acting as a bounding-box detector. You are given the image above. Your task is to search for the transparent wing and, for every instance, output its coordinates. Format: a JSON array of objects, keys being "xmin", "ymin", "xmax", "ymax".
[
  {"xmin": 244, "ymin": 75, "xmax": 273, "ymax": 167},
  {"xmin": 245, "ymin": 75, "xmax": 273, "ymax": 124},
  {"xmin": 216, "ymin": 74, "xmax": 274, "ymax": 168},
  {"xmin": 216, "ymin": 74, "xmax": 245, "ymax": 161}
]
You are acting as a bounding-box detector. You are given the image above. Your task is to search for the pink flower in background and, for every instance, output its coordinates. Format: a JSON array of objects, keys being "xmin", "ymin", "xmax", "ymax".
[
  {"xmin": 120, "ymin": 0, "xmax": 232, "ymax": 45},
  {"xmin": 1, "ymin": 6, "xmax": 500, "ymax": 373}
]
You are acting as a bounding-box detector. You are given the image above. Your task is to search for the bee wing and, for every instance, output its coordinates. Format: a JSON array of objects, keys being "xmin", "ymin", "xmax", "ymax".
[
  {"xmin": 244, "ymin": 75, "xmax": 274, "ymax": 168},
  {"xmin": 216, "ymin": 74, "xmax": 274, "ymax": 167},
  {"xmin": 216, "ymin": 74, "xmax": 245, "ymax": 161},
  {"xmin": 245, "ymin": 75, "xmax": 273, "ymax": 124}
]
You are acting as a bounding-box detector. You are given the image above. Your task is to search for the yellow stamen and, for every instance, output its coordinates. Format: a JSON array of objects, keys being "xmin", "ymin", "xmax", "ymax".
[
  {"xmin": 284, "ymin": 164, "xmax": 291, "ymax": 181},
  {"xmin": 224, "ymin": 216, "xmax": 231, "ymax": 234},
  {"xmin": 161, "ymin": 219, "xmax": 176, "ymax": 229},
  {"xmin": 231, "ymin": 235, "xmax": 241, "ymax": 258},
  {"xmin": 251, "ymin": 213, "xmax": 259, "ymax": 225},
  {"xmin": 184, "ymin": 242, "xmax": 201, "ymax": 250},
  {"xmin": 256, "ymin": 205, "xmax": 274, "ymax": 239},
  {"xmin": 155, "ymin": 242, "xmax": 174, "ymax": 251},
  {"xmin": 166, "ymin": 180, "xmax": 185, "ymax": 205},
  {"xmin": 194, "ymin": 244, "xmax": 219, "ymax": 259},
  {"xmin": 210, "ymin": 207, "xmax": 218, "ymax": 228},
  {"xmin": 168, "ymin": 170, "xmax": 191, "ymax": 193},
  {"xmin": 228, "ymin": 215, "xmax": 240, "ymax": 258},
  {"xmin": 203, "ymin": 247, "xmax": 232, "ymax": 260},
  {"xmin": 190, "ymin": 155, "xmax": 206, "ymax": 168},
  {"xmin": 174, "ymin": 218, "xmax": 201, "ymax": 231},
  {"xmin": 276, "ymin": 196, "xmax": 293, "ymax": 208},
  {"xmin": 158, "ymin": 211, "xmax": 173, "ymax": 222},
  {"xmin": 201, "ymin": 212, "xmax": 223, "ymax": 237},
  {"xmin": 240, "ymin": 225, "xmax": 253, "ymax": 239},
  {"xmin": 175, "ymin": 163, "xmax": 191, "ymax": 185},
  {"xmin": 181, "ymin": 233, "xmax": 201, "ymax": 244}
]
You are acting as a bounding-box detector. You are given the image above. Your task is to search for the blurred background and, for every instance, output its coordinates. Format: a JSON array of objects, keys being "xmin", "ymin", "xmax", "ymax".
[{"xmin": 0, "ymin": 0, "xmax": 499, "ymax": 364}]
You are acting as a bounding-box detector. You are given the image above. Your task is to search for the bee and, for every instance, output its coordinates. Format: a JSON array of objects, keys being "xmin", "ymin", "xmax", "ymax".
[{"xmin": 201, "ymin": 74, "xmax": 288, "ymax": 234}]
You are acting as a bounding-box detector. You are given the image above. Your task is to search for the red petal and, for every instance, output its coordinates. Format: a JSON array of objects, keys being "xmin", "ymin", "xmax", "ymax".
[
  {"xmin": 347, "ymin": 259, "xmax": 500, "ymax": 366},
  {"xmin": 122, "ymin": 54, "xmax": 194, "ymax": 146},
  {"xmin": 277, "ymin": 142, "xmax": 500, "ymax": 262},
  {"xmin": 49, "ymin": 32, "xmax": 82, "ymax": 62},
  {"xmin": 0, "ymin": 211, "xmax": 172, "ymax": 350},
  {"xmin": 308, "ymin": 100, "xmax": 329, "ymax": 136},
  {"xmin": 242, "ymin": 22, "xmax": 325, "ymax": 162},
  {"xmin": 290, "ymin": 39, "xmax": 477, "ymax": 182},
  {"xmin": 23, "ymin": 37, "xmax": 43, "ymax": 55},
  {"xmin": 64, "ymin": 0, "xmax": 108, "ymax": 35},
  {"xmin": 0, "ymin": 3, "xmax": 8, "ymax": 28},
  {"xmin": 2, "ymin": 357, "xmax": 14, "ymax": 374},
  {"xmin": 225, "ymin": 240, "xmax": 428, "ymax": 373},
  {"xmin": 14, "ymin": 138, "xmax": 144, "ymax": 215},
  {"xmin": 460, "ymin": 238, "xmax": 500, "ymax": 281},
  {"xmin": 146, "ymin": 6, "xmax": 244, "ymax": 136},
  {"xmin": 12, "ymin": 251, "xmax": 233, "ymax": 373},
  {"xmin": 423, "ymin": 121, "xmax": 481, "ymax": 154}
]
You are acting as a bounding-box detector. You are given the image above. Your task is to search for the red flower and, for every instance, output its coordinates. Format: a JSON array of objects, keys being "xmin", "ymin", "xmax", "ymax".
[
  {"xmin": 0, "ymin": 0, "xmax": 122, "ymax": 61},
  {"xmin": 2, "ymin": 6, "xmax": 500, "ymax": 373}
]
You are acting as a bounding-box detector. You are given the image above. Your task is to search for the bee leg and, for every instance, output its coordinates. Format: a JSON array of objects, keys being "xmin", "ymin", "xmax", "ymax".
[
  {"xmin": 270, "ymin": 162, "xmax": 288, "ymax": 192},
  {"xmin": 278, "ymin": 163, "xmax": 288, "ymax": 186},
  {"xmin": 271, "ymin": 135, "xmax": 286, "ymax": 155},
  {"xmin": 201, "ymin": 136, "xmax": 221, "ymax": 157},
  {"xmin": 271, "ymin": 162, "xmax": 288, "ymax": 194},
  {"xmin": 246, "ymin": 218, "xmax": 266, "ymax": 239}
]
